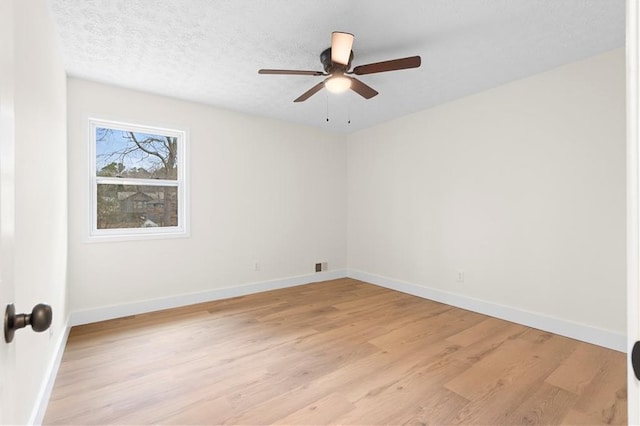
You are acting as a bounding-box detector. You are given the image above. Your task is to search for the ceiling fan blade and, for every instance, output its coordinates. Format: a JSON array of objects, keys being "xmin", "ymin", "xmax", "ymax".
[
  {"xmin": 259, "ymin": 69, "xmax": 325, "ymax": 76},
  {"xmin": 294, "ymin": 81, "xmax": 325, "ymax": 102},
  {"xmin": 331, "ymin": 32, "xmax": 354, "ymax": 65},
  {"xmin": 350, "ymin": 77, "xmax": 378, "ymax": 99},
  {"xmin": 352, "ymin": 56, "xmax": 421, "ymax": 75}
]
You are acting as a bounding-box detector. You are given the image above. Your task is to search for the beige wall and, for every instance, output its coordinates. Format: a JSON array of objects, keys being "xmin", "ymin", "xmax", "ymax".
[
  {"xmin": 347, "ymin": 49, "xmax": 626, "ymax": 337},
  {"xmin": 67, "ymin": 79, "xmax": 347, "ymax": 313}
]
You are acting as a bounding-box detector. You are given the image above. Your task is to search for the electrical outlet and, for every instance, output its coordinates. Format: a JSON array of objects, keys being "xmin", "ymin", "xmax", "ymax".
[
  {"xmin": 321, "ymin": 262, "xmax": 328, "ymax": 271},
  {"xmin": 457, "ymin": 271, "xmax": 465, "ymax": 282},
  {"xmin": 254, "ymin": 262, "xmax": 260, "ymax": 271},
  {"xmin": 315, "ymin": 263, "xmax": 322, "ymax": 272}
]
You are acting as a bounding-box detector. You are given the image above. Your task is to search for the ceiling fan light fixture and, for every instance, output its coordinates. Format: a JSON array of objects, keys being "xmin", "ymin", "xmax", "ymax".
[
  {"xmin": 258, "ymin": 31, "xmax": 421, "ymax": 102},
  {"xmin": 325, "ymin": 75, "xmax": 351, "ymax": 94}
]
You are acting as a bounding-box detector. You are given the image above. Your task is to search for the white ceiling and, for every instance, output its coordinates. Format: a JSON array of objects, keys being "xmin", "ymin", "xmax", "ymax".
[{"xmin": 48, "ymin": 0, "xmax": 625, "ymax": 133}]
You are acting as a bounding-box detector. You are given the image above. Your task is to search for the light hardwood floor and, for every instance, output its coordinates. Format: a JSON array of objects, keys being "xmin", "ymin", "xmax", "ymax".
[{"xmin": 44, "ymin": 278, "xmax": 627, "ymax": 425}]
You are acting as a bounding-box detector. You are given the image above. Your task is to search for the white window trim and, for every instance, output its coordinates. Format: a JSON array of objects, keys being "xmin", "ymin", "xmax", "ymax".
[{"xmin": 88, "ymin": 118, "xmax": 189, "ymax": 242}]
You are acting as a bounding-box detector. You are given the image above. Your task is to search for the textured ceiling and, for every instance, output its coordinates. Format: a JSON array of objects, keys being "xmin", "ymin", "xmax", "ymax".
[{"xmin": 48, "ymin": 0, "xmax": 625, "ymax": 133}]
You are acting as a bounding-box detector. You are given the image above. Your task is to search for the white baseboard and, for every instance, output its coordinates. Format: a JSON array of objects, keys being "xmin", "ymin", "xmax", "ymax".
[
  {"xmin": 347, "ymin": 269, "xmax": 626, "ymax": 353},
  {"xmin": 29, "ymin": 318, "xmax": 71, "ymax": 426},
  {"xmin": 68, "ymin": 268, "xmax": 625, "ymax": 352},
  {"xmin": 69, "ymin": 269, "xmax": 348, "ymax": 326}
]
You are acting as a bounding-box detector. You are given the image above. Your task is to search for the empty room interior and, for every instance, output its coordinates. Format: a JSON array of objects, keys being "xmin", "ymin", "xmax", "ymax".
[{"xmin": 1, "ymin": 0, "xmax": 638, "ymax": 424}]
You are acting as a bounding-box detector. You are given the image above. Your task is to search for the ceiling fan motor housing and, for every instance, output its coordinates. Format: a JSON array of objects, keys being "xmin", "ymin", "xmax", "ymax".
[{"xmin": 321, "ymin": 48, "xmax": 353, "ymax": 74}]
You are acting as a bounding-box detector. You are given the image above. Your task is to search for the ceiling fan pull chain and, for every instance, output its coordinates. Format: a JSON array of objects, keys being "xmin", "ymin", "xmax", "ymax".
[{"xmin": 326, "ymin": 92, "xmax": 330, "ymax": 122}]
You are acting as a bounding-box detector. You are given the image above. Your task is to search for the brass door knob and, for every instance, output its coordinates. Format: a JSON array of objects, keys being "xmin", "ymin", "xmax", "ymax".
[{"xmin": 4, "ymin": 303, "xmax": 52, "ymax": 343}]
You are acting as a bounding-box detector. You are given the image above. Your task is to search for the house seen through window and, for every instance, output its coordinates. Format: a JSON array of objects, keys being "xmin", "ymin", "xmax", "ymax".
[{"xmin": 90, "ymin": 119, "xmax": 188, "ymax": 240}]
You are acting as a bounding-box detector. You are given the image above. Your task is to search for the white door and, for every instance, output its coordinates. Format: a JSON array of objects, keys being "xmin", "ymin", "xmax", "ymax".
[
  {"xmin": 628, "ymin": 1, "xmax": 640, "ymax": 424},
  {"xmin": 0, "ymin": 0, "xmax": 17, "ymax": 423}
]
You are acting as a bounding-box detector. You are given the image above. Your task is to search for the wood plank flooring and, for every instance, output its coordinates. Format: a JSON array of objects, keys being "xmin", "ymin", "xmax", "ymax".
[{"xmin": 43, "ymin": 278, "xmax": 627, "ymax": 425}]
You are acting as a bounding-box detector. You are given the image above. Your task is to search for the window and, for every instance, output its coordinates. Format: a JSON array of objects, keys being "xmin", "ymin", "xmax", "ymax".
[{"xmin": 89, "ymin": 118, "xmax": 188, "ymax": 241}]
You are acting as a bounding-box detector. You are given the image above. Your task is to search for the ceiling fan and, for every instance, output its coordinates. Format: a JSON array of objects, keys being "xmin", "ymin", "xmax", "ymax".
[{"xmin": 258, "ymin": 32, "xmax": 421, "ymax": 102}]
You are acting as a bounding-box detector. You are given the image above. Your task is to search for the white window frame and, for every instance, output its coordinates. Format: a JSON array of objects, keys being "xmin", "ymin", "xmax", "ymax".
[{"xmin": 88, "ymin": 118, "xmax": 189, "ymax": 242}]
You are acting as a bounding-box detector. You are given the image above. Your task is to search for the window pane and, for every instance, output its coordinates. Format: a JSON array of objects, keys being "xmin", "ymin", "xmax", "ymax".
[
  {"xmin": 97, "ymin": 184, "xmax": 178, "ymax": 229},
  {"xmin": 96, "ymin": 127, "xmax": 178, "ymax": 180}
]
